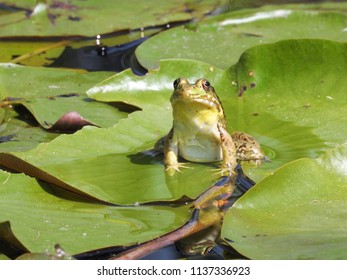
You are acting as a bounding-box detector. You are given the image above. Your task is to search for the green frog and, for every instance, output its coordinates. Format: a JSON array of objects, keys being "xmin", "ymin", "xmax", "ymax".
[{"xmin": 155, "ymin": 77, "xmax": 265, "ymax": 175}]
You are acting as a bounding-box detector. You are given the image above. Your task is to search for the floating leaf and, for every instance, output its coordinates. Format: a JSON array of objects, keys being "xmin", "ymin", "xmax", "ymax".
[
  {"xmin": 224, "ymin": 39, "xmax": 347, "ymax": 180},
  {"xmin": 0, "ymin": 60, "xmax": 224, "ymax": 204},
  {"xmin": 136, "ymin": 4, "xmax": 347, "ymax": 70},
  {"xmin": 0, "ymin": 64, "xmax": 129, "ymax": 130},
  {"xmin": 0, "ymin": 0, "xmax": 221, "ymax": 37},
  {"xmin": 222, "ymin": 143, "xmax": 347, "ymax": 259},
  {"xmin": 0, "ymin": 170, "xmax": 191, "ymax": 255}
]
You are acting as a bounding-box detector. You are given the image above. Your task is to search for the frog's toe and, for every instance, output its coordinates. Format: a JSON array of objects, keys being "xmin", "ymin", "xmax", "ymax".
[
  {"xmin": 165, "ymin": 162, "xmax": 191, "ymax": 174},
  {"xmin": 221, "ymin": 168, "xmax": 236, "ymax": 177}
]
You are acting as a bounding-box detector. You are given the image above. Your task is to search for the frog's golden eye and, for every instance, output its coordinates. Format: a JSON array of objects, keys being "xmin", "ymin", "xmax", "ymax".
[
  {"xmin": 202, "ymin": 79, "xmax": 211, "ymax": 91},
  {"xmin": 173, "ymin": 78, "xmax": 181, "ymax": 89}
]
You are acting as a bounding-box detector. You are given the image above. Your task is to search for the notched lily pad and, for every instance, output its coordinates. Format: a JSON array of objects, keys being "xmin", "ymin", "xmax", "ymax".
[
  {"xmin": 0, "ymin": 0, "xmax": 221, "ymax": 37},
  {"xmin": 0, "ymin": 59, "xmax": 225, "ymax": 205},
  {"xmin": 224, "ymin": 39, "xmax": 347, "ymax": 179},
  {"xmin": 0, "ymin": 170, "xmax": 192, "ymax": 255},
  {"xmin": 222, "ymin": 143, "xmax": 347, "ymax": 259},
  {"xmin": 136, "ymin": 4, "xmax": 347, "ymax": 70},
  {"xmin": 0, "ymin": 64, "xmax": 129, "ymax": 131}
]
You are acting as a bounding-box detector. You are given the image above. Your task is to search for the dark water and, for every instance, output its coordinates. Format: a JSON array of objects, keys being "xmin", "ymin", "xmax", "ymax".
[{"xmin": 48, "ymin": 36, "xmax": 148, "ymax": 74}]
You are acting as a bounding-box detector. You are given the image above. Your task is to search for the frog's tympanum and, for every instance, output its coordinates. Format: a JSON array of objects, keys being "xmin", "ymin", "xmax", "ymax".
[{"xmin": 156, "ymin": 78, "xmax": 265, "ymax": 175}]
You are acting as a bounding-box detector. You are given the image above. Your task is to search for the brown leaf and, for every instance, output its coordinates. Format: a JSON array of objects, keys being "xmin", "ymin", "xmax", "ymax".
[{"xmin": 44, "ymin": 111, "xmax": 98, "ymax": 132}]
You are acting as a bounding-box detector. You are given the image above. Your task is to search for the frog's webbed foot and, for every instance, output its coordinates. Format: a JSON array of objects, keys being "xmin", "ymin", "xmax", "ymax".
[
  {"xmin": 220, "ymin": 165, "xmax": 237, "ymax": 177},
  {"xmin": 165, "ymin": 162, "xmax": 192, "ymax": 176}
]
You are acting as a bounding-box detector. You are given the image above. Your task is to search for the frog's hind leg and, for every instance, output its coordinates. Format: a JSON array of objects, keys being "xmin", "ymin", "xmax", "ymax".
[
  {"xmin": 231, "ymin": 131, "xmax": 266, "ymax": 163},
  {"xmin": 217, "ymin": 125, "xmax": 237, "ymax": 176}
]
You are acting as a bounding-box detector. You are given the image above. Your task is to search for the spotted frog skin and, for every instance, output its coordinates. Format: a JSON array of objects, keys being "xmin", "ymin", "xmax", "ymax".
[{"xmin": 156, "ymin": 78, "xmax": 265, "ymax": 175}]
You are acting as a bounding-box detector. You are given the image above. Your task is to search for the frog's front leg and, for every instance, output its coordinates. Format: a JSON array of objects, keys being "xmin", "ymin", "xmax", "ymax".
[
  {"xmin": 164, "ymin": 128, "xmax": 188, "ymax": 173},
  {"xmin": 218, "ymin": 125, "xmax": 237, "ymax": 176}
]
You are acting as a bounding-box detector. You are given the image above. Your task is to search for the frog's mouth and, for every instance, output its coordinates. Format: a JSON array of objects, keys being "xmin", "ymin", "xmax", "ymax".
[{"xmin": 172, "ymin": 93, "xmax": 220, "ymax": 110}]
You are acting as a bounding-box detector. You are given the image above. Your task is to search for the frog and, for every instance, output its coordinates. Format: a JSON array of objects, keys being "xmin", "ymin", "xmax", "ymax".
[{"xmin": 155, "ymin": 77, "xmax": 265, "ymax": 175}]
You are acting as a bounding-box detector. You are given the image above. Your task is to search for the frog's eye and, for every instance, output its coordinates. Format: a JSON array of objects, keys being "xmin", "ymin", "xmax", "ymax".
[
  {"xmin": 173, "ymin": 78, "xmax": 181, "ymax": 89},
  {"xmin": 202, "ymin": 80, "xmax": 211, "ymax": 91}
]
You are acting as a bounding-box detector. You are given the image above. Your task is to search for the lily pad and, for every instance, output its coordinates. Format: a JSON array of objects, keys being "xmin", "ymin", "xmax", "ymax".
[
  {"xmin": 136, "ymin": 4, "xmax": 347, "ymax": 70},
  {"xmin": 0, "ymin": 0, "xmax": 221, "ymax": 37},
  {"xmin": 0, "ymin": 60, "xmax": 225, "ymax": 205},
  {"xmin": 0, "ymin": 170, "xmax": 191, "ymax": 255},
  {"xmin": 222, "ymin": 143, "xmax": 347, "ymax": 259},
  {"xmin": 0, "ymin": 64, "xmax": 129, "ymax": 130},
  {"xmin": 224, "ymin": 39, "xmax": 347, "ymax": 180}
]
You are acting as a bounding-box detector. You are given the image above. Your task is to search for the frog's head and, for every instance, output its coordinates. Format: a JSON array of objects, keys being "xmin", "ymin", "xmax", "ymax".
[{"xmin": 170, "ymin": 78, "xmax": 223, "ymax": 113}]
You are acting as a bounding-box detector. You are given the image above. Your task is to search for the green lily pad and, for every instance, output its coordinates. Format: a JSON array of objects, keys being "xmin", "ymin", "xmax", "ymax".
[
  {"xmin": 0, "ymin": 64, "xmax": 129, "ymax": 130},
  {"xmin": 0, "ymin": 60, "xmax": 224, "ymax": 204},
  {"xmin": 0, "ymin": 0, "xmax": 221, "ymax": 37},
  {"xmin": 222, "ymin": 143, "xmax": 347, "ymax": 259},
  {"xmin": 0, "ymin": 63, "xmax": 131, "ymax": 152},
  {"xmin": 224, "ymin": 39, "xmax": 347, "ymax": 180},
  {"xmin": 0, "ymin": 170, "xmax": 191, "ymax": 255},
  {"xmin": 136, "ymin": 4, "xmax": 347, "ymax": 70}
]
